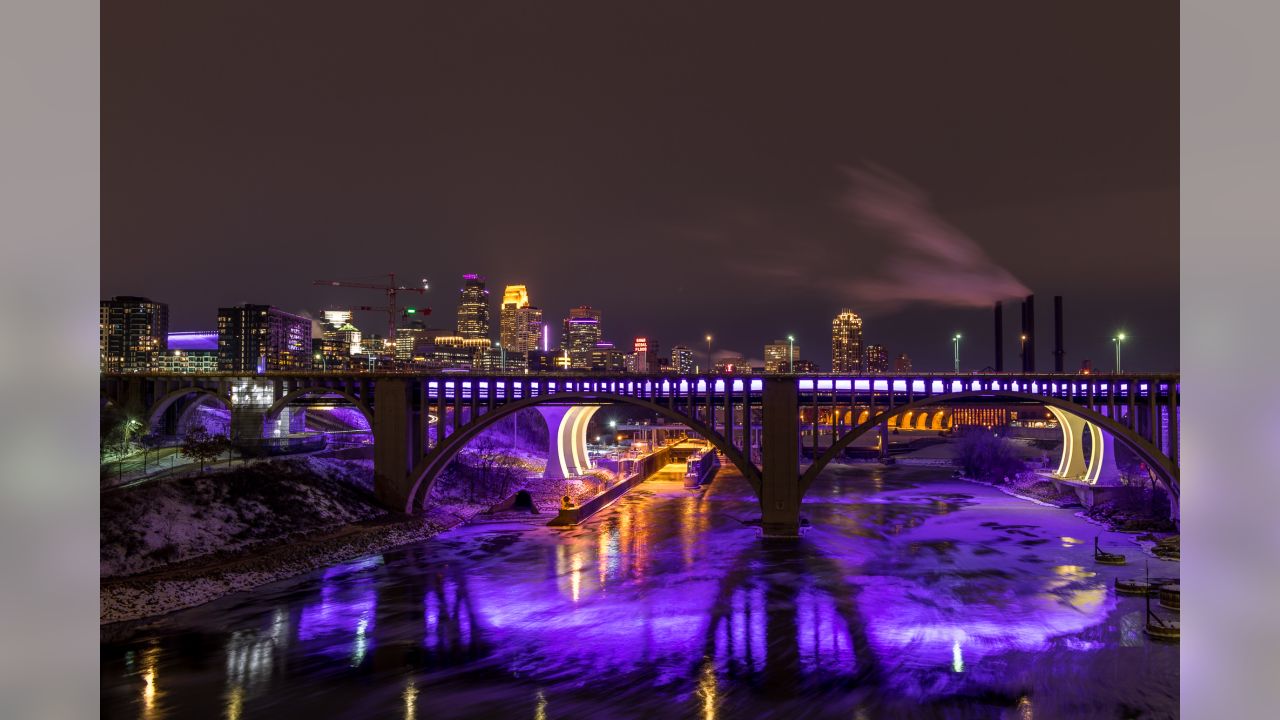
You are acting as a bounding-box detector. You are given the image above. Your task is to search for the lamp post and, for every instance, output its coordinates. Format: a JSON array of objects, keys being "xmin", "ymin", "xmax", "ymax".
[
  {"xmin": 952, "ymin": 333, "xmax": 962, "ymax": 373},
  {"xmin": 1019, "ymin": 334, "xmax": 1027, "ymax": 371},
  {"xmin": 1113, "ymin": 332, "xmax": 1126, "ymax": 373},
  {"xmin": 705, "ymin": 334, "xmax": 713, "ymax": 374},
  {"xmin": 787, "ymin": 335, "xmax": 795, "ymax": 374},
  {"xmin": 314, "ymin": 353, "xmax": 326, "ymax": 372}
]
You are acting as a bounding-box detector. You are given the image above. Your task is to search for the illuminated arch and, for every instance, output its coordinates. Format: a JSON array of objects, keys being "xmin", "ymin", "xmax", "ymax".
[
  {"xmin": 263, "ymin": 386, "xmax": 374, "ymax": 429},
  {"xmin": 800, "ymin": 391, "xmax": 1179, "ymax": 506},
  {"xmin": 916, "ymin": 411, "xmax": 929, "ymax": 430},
  {"xmin": 899, "ymin": 411, "xmax": 914, "ymax": 429},
  {"xmin": 404, "ymin": 391, "xmax": 760, "ymax": 513},
  {"xmin": 535, "ymin": 405, "xmax": 602, "ymax": 479},
  {"xmin": 931, "ymin": 410, "xmax": 947, "ymax": 430},
  {"xmin": 145, "ymin": 387, "xmax": 231, "ymax": 432},
  {"xmin": 856, "ymin": 409, "xmax": 870, "ymax": 425}
]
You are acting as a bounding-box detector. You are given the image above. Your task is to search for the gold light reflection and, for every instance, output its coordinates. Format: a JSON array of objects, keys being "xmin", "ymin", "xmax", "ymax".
[
  {"xmin": 1017, "ymin": 694, "xmax": 1034, "ymax": 719},
  {"xmin": 951, "ymin": 640, "xmax": 965, "ymax": 673},
  {"xmin": 571, "ymin": 554, "xmax": 582, "ymax": 603},
  {"xmin": 534, "ymin": 690, "xmax": 548, "ymax": 720},
  {"xmin": 598, "ymin": 521, "xmax": 610, "ymax": 587},
  {"xmin": 681, "ymin": 495, "xmax": 696, "ymax": 569},
  {"xmin": 225, "ymin": 685, "xmax": 243, "ymax": 720},
  {"xmin": 1060, "ymin": 536, "xmax": 1083, "ymax": 548},
  {"xmin": 403, "ymin": 679, "xmax": 418, "ymax": 720},
  {"xmin": 140, "ymin": 644, "xmax": 161, "ymax": 719},
  {"xmin": 697, "ymin": 657, "xmax": 718, "ymax": 720},
  {"xmin": 1046, "ymin": 565, "xmax": 1106, "ymax": 612}
]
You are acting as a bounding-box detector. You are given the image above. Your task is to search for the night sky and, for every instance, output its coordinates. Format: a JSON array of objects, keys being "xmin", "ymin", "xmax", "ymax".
[{"xmin": 102, "ymin": 2, "xmax": 1177, "ymax": 371}]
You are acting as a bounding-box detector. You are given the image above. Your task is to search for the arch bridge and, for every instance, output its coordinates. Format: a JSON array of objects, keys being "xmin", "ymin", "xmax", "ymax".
[{"xmin": 102, "ymin": 372, "xmax": 1180, "ymax": 536}]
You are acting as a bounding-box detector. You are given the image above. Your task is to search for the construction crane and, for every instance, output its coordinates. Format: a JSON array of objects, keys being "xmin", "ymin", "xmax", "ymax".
[{"xmin": 314, "ymin": 274, "xmax": 430, "ymax": 341}]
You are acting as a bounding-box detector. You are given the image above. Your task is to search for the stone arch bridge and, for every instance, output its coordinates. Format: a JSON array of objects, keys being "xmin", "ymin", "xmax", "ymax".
[{"xmin": 102, "ymin": 372, "xmax": 1180, "ymax": 536}]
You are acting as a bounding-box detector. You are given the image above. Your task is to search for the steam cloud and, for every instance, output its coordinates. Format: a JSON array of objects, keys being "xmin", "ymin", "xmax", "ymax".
[{"xmin": 838, "ymin": 164, "xmax": 1030, "ymax": 308}]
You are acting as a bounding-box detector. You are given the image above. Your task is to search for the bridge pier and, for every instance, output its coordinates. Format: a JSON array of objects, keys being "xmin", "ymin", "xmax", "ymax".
[
  {"xmin": 760, "ymin": 378, "xmax": 802, "ymax": 538},
  {"xmin": 373, "ymin": 379, "xmax": 416, "ymax": 511}
]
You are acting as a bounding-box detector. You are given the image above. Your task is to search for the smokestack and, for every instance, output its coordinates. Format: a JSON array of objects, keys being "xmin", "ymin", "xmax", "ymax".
[
  {"xmin": 993, "ymin": 301, "xmax": 1004, "ymax": 371},
  {"xmin": 1023, "ymin": 294, "xmax": 1036, "ymax": 372},
  {"xmin": 1020, "ymin": 299, "xmax": 1027, "ymax": 371},
  {"xmin": 1054, "ymin": 295, "xmax": 1064, "ymax": 373}
]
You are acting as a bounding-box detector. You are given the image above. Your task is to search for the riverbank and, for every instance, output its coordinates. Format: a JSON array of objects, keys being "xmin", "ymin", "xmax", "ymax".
[
  {"xmin": 101, "ymin": 513, "xmax": 451, "ymax": 625},
  {"xmin": 100, "ymin": 453, "xmax": 608, "ymax": 625}
]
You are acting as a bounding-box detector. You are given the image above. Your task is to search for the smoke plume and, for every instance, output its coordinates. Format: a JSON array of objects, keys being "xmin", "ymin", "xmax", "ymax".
[{"xmin": 838, "ymin": 164, "xmax": 1030, "ymax": 308}]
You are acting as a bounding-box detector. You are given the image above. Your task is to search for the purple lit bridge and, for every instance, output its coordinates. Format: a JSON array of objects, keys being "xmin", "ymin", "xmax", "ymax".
[{"xmin": 101, "ymin": 373, "xmax": 1180, "ymax": 536}]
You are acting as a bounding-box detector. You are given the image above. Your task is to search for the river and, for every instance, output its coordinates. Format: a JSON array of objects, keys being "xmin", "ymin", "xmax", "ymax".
[{"xmin": 100, "ymin": 464, "xmax": 1179, "ymax": 719}]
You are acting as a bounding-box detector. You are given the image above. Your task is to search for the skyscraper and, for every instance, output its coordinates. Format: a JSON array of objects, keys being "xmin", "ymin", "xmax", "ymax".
[
  {"xmin": 498, "ymin": 284, "xmax": 543, "ymax": 354},
  {"xmin": 100, "ymin": 296, "xmax": 169, "ymax": 372},
  {"xmin": 893, "ymin": 353, "xmax": 913, "ymax": 373},
  {"xmin": 865, "ymin": 344, "xmax": 888, "ymax": 373},
  {"xmin": 671, "ymin": 345, "xmax": 695, "ymax": 374},
  {"xmin": 764, "ymin": 339, "xmax": 798, "ymax": 373},
  {"xmin": 562, "ymin": 305, "xmax": 602, "ymax": 370},
  {"xmin": 498, "ymin": 285, "xmax": 528, "ymax": 348},
  {"xmin": 831, "ymin": 309, "xmax": 864, "ymax": 373},
  {"xmin": 456, "ymin": 274, "xmax": 490, "ymax": 340},
  {"xmin": 217, "ymin": 304, "xmax": 312, "ymax": 372}
]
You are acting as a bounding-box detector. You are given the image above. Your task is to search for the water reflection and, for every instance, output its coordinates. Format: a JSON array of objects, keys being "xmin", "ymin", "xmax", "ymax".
[
  {"xmin": 139, "ymin": 644, "xmax": 159, "ymax": 719},
  {"xmin": 101, "ymin": 467, "xmax": 1178, "ymax": 719}
]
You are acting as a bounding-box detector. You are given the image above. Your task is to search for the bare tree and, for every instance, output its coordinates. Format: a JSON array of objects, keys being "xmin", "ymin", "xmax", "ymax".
[{"xmin": 180, "ymin": 426, "xmax": 231, "ymax": 474}]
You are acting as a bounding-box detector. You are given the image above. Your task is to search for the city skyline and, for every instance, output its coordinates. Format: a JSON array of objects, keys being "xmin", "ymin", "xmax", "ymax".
[
  {"xmin": 103, "ymin": 3, "xmax": 1177, "ymax": 372},
  {"xmin": 104, "ymin": 280, "xmax": 1133, "ymax": 374}
]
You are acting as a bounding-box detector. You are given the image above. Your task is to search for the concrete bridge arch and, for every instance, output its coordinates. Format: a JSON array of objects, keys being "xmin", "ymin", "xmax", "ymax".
[
  {"xmin": 145, "ymin": 387, "xmax": 232, "ymax": 436},
  {"xmin": 263, "ymin": 386, "xmax": 375, "ymax": 430},
  {"xmin": 399, "ymin": 391, "xmax": 762, "ymax": 513},
  {"xmin": 799, "ymin": 390, "xmax": 1179, "ymax": 508}
]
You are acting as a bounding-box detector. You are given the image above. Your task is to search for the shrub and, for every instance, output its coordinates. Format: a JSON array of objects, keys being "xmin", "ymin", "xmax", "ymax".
[{"xmin": 955, "ymin": 428, "xmax": 1025, "ymax": 482}]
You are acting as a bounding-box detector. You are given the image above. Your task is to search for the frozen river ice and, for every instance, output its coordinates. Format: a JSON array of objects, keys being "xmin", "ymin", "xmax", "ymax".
[{"xmin": 100, "ymin": 463, "xmax": 1178, "ymax": 719}]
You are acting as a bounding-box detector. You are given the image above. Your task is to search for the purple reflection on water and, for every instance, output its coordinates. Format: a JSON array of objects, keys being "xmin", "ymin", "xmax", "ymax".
[{"xmin": 296, "ymin": 556, "xmax": 382, "ymax": 663}]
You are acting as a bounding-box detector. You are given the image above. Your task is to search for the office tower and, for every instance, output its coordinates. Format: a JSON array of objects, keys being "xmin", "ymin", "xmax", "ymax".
[
  {"xmin": 456, "ymin": 274, "xmax": 490, "ymax": 340},
  {"xmin": 893, "ymin": 353, "xmax": 913, "ymax": 373},
  {"xmin": 671, "ymin": 345, "xmax": 695, "ymax": 374},
  {"xmin": 865, "ymin": 344, "xmax": 888, "ymax": 373},
  {"xmin": 831, "ymin": 309, "xmax": 864, "ymax": 373},
  {"xmin": 764, "ymin": 339, "xmax": 799, "ymax": 374},
  {"xmin": 563, "ymin": 305, "xmax": 602, "ymax": 370},
  {"xmin": 499, "ymin": 285, "xmax": 543, "ymax": 353}
]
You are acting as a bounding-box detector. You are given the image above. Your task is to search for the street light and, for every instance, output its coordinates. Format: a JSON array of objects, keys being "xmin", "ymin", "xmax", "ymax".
[
  {"xmin": 952, "ymin": 333, "xmax": 962, "ymax": 373},
  {"xmin": 314, "ymin": 352, "xmax": 326, "ymax": 372},
  {"xmin": 705, "ymin": 334, "xmax": 713, "ymax": 374},
  {"xmin": 1113, "ymin": 332, "xmax": 1127, "ymax": 373},
  {"xmin": 787, "ymin": 335, "xmax": 795, "ymax": 374}
]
